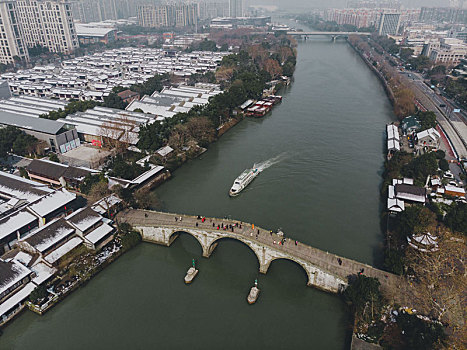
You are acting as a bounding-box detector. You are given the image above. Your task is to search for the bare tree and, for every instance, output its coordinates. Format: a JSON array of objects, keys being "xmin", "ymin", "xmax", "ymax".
[{"xmin": 405, "ymin": 231, "xmax": 466, "ymax": 326}]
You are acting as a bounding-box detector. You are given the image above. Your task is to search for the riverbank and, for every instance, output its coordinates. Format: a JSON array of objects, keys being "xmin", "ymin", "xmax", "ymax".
[{"xmin": 348, "ymin": 37, "xmax": 466, "ymax": 349}]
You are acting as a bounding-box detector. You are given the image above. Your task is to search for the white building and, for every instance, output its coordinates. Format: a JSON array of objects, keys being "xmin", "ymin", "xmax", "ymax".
[
  {"xmin": 0, "ymin": 0, "xmax": 78, "ymax": 64},
  {"xmin": 429, "ymin": 38, "xmax": 467, "ymax": 65},
  {"xmin": 16, "ymin": 0, "xmax": 78, "ymax": 54},
  {"xmin": 417, "ymin": 127, "xmax": 441, "ymax": 149},
  {"xmin": 0, "ymin": 0, "xmax": 29, "ymax": 64}
]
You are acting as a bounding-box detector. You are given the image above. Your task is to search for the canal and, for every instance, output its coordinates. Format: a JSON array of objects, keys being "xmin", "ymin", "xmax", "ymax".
[{"xmin": 1, "ymin": 38, "xmax": 394, "ymax": 349}]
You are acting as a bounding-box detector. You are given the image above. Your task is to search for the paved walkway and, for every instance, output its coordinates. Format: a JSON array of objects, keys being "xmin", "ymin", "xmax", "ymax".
[{"xmin": 119, "ymin": 209, "xmax": 413, "ymax": 304}]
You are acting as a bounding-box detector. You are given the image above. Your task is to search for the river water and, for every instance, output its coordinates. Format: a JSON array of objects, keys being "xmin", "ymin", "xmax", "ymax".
[{"xmin": 2, "ymin": 38, "xmax": 394, "ymax": 349}]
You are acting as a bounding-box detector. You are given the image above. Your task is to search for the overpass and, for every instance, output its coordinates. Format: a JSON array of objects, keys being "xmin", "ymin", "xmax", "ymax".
[{"xmin": 119, "ymin": 209, "xmax": 410, "ymax": 302}]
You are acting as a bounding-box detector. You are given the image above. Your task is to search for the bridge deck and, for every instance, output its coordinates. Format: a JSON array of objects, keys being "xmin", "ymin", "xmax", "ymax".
[
  {"xmin": 119, "ymin": 209, "xmax": 412, "ymax": 304},
  {"xmin": 287, "ymin": 31, "xmax": 371, "ymax": 36}
]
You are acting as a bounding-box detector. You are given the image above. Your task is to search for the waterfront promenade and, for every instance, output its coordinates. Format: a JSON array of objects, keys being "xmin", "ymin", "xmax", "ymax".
[{"xmin": 119, "ymin": 209, "xmax": 410, "ymax": 303}]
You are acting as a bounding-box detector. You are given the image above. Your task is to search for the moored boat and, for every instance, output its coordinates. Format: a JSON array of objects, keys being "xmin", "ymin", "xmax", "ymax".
[
  {"xmin": 185, "ymin": 259, "xmax": 198, "ymax": 284},
  {"xmin": 247, "ymin": 279, "xmax": 260, "ymax": 304}
]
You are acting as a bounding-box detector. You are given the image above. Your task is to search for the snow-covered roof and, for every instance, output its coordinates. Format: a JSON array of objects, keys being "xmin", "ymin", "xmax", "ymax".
[
  {"xmin": 44, "ymin": 237, "xmax": 83, "ymax": 264},
  {"xmin": 23, "ymin": 218, "xmax": 75, "ymax": 253},
  {"xmin": 0, "ymin": 210, "xmax": 37, "ymax": 240},
  {"xmin": 387, "ymin": 124, "xmax": 400, "ymax": 141},
  {"xmin": 91, "ymin": 195, "xmax": 121, "ymax": 215},
  {"xmin": 0, "ymin": 171, "xmax": 53, "ymax": 203},
  {"xmin": 27, "ymin": 189, "xmax": 76, "ymax": 218},
  {"xmin": 30, "ymin": 262, "xmax": 56, "ymax": 285},
  {"xmin": 387, "ymin": 198, "xmax": 405, "ymax": 212},
  {"xmin": 0, "ymin": 282, "xmax": 36, "ymax": 317},
  {"xmin": 131, "ymin": 166, "xmax": 165, "ymax": 185},
  {"xmin": 388, "ymin": 139, "xmax": 400, "ymax": 151},
  {"xmin": 156, "ymin": 145, "xmax": 173, "ymax": 157},
  {"xmin": 84, "ymin": 223, "xmax": 114, "ymax": 244},
  {"xmin": 417, "ymin": 127, "xmax": 440, "ymax": 141},
  {"xmin": 13, "ymin": 251, "xmax": 33, "ymax": 266},
  {"xmin": 0, "ymin": 259, "xmax": 32, "ymax": 295},
  {"xmin": 66, "ymin": 207, "xmax": 102, "ymax": 232}
]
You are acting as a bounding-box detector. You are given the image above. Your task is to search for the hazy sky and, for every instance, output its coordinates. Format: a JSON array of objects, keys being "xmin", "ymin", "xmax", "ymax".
[{"xmin": 246, "ymin": 0, "xmax": 451, "ymax": 9}]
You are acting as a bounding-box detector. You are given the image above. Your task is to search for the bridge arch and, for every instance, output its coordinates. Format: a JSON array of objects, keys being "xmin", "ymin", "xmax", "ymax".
[
  {"xmin": 167, "ymin": 229, "xmax": 208, "ymax": 256},
  {"xmin": 262, "ymin": 257, "xmax": 314, "ymax": 286},
  {"xmin": 206, "ymin": 236, "xmax": 262, "ymax": 267}
]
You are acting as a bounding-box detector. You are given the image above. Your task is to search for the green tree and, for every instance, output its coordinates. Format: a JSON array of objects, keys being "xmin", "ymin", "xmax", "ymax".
[
  {"xmin": 417, "ymin": 111, "xmax": 437, "ymax": 130},
  {"xmin": 398, "ymin": 206, "xmax": 436, "ymax": 238},
  {"xmin": 0, "ymin": 126, "xmax": 39, "ymax": 158},
  {"xmin": 48, "ymin": 153, "xmax": 59, "ymax": 162},
  {"xmin": 445, "ymin": 202, "xmax": 467, "ymax": 235},
  {"xmin": 103, "ymin": 92, "xmax": 127, "ymax": 110},
  {"xmin": 438, "ymin": 158, "xmax": 449, "ymax": 172},
  {"xmin": 399, "ymin": 47, "xmax": 414, "ymax": 61},
  {"xmin": 383, "ymin": 248, "xmax": 405, "ymax": 275},
  {"xmin": 29, "ymin": 285, "xmax": 48, "ymax": 304},
  {"xmin": 343, "ymin": 274, "xmax": 384, "ymax": 322},
  {"xmin": 402, "ymin": 152, "xmax": 438, "ymax": 184}
]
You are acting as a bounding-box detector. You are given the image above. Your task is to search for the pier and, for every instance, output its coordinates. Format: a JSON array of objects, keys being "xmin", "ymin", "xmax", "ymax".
[{"xmin": 118, "ymin": 209, "xmax": 410, "ymax": 301}]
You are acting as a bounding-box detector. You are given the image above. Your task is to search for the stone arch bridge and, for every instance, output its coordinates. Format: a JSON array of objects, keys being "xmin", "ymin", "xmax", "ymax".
[{"xmin": 118, "ymin": 209, "xmax": 406, "ymax": 299}]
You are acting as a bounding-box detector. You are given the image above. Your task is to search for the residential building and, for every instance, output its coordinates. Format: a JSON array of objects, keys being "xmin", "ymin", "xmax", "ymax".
[
  {"xmin": 378, "ymin": 12, "xmax": 401, "ymax": 35},
  {"xmin": 137, "ymin": 3, "xmax": 198, "ymax": 28},
  {"xmin": 0, "ymin": 0, "xmax": 78, "ymax": 64},
  {"xmin": 15, "ymin": 0, "xmax": 78, "ymax": 54},
  {"xmin": 0, "ymin": 0, "xmax": 29, "ymax": 64},
  {"xmin": 229, "ymin": 0, "xmax": 243, "ymax": 18},
  {"xmin": 419, "ymin": 7, "xmax": 467, "ymax": 25},
  {"xmin": 117, "ymin": 89, "xmax": 139, "ymax": 104}
]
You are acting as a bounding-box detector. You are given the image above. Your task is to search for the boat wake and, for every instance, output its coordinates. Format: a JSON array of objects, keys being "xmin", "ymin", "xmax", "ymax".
[{"xmin": 254, "ymin": 153, "xmax": 287, "ymax": 173}]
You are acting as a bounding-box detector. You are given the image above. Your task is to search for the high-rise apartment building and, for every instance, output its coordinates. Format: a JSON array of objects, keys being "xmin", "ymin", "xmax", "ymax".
[
  {"xmin": 378, "ymin": 12, "xmax": 401, "ymax": 35},
  {"xmin": 0, "ymin": 0, "xmax": 78, "ymax": 64},
  {"xmin": 229, "ymin": 0, "xmax": 243, "ymax": 18},
  {"xmin": 419, "ymin": 7, "xmax": 467, "ymax": 24},
  {"xmin": 16, "ymin": 0, "xmax": 78, "ymax": 54},
  {"xmin": 0, "ymin": 0, "xmax": 29, "ymax": 64},
  {"xmin": 71, "ymin": 0, "xmax": 136, "ymax": 23},
  {"xmin": 197, "ymin": 2, "xmax": 229, "ymax": 20},
  {"xmin": 137, "ymin": 3, "xmax": 198, "ymax": 28}
]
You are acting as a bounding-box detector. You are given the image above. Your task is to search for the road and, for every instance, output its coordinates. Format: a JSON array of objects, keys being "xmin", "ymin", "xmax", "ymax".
[{"xmin": 401, "ymin": 71, "xmax": 467, "ymax": 160}]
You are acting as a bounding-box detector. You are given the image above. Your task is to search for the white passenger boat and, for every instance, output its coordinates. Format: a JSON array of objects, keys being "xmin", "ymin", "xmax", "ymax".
[
  {"xmin": 184, "ymin": 267, "xmax": 198, "ymax": 284},
  {"xmin": 247, "ymin": 279, "xmax": 260, "ymax": 304},
  {"xmin": 229, "ymin": 167, "xmax": 260, "ymax": 196}
]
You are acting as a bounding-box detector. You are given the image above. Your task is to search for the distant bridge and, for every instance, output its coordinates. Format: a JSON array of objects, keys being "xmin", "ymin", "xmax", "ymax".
[
  {"xmin": 287, "ymin": 31, "xmax": 371, "ymax": 41},
  {"xmin": 287, "ymin": 31, "xmax": 372, "ymax": 36},
  {"xmin": 119, "ymin": 209, "xmax": 410, "ymax": 302}
]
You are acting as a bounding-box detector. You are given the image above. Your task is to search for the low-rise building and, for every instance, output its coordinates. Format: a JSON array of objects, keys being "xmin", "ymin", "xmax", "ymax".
[
  {"xmin": 117, "ymin": 90, "xmax": 140, "ymax": 104},
  {"xmin": 26, "ymin": 159, "xmax": 92, "ymax": 188},
  {"xmin": 401, "ymin": 115, "xmax": 421, "ymax": 135},
  {"xmin": 0, "ymin": 259, "xmax": 35, "ymax": 324},
  {"xmin": 416, "ymin": 127, "xmax": 440, "ymax": 149},
  {"xmin": 444, "ymin": 185, "xmax": 466, "ymax": 197},
  {"xmin": 395, "ymin": 184, "xmax": 427, "ymax": 203}
]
